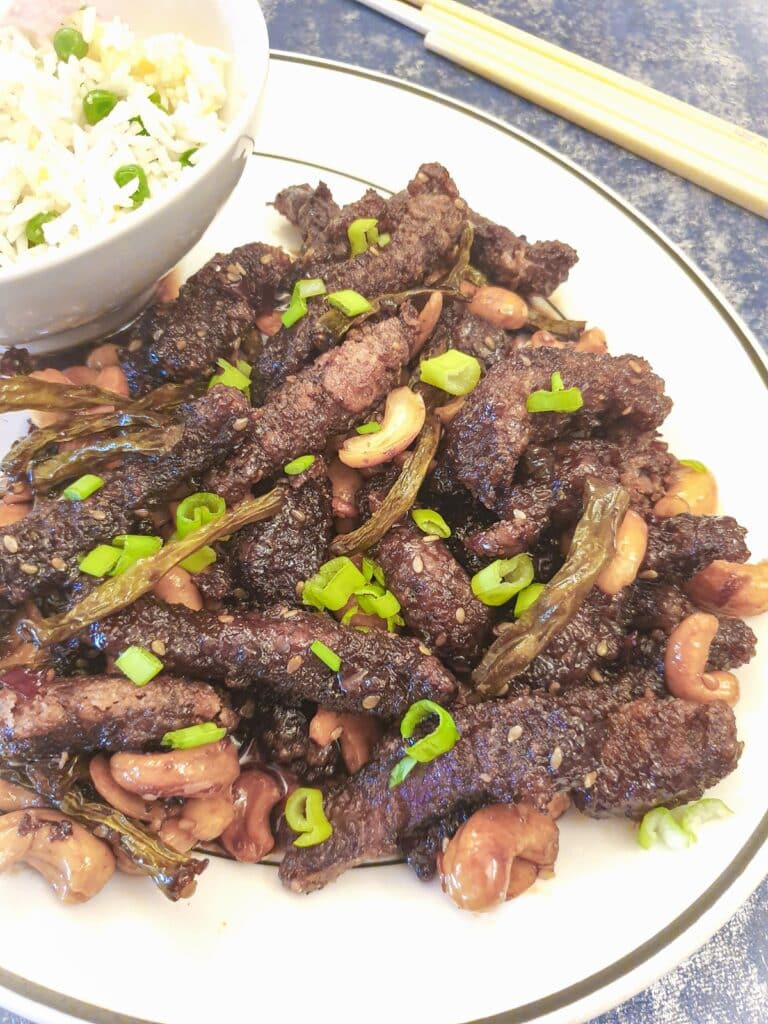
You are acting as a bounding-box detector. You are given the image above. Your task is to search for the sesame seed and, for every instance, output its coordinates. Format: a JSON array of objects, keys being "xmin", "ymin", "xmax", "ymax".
[
  {"xmin": 507, "ymin": 725, "xmax": 523, "ymax": 742},
  {"xmin": 233, "ymin": 417, "xmax": 249, "ymax": 432},
  {"xmin": 639, "ymin": 569, "xmax": 658, "ymax": 580},
  {"xmin": 259, "ymin": 253, "xmax": 273, "ymax": 265},
  {"xmin": 418, "ymin": 644, "xmax": 432, "ymax": 656},
  {"xmin": 134, "ymin": 508, "xmax": 150, "ymax": 518},
  {"xmin": 150, "ymin": 640, "xmax": 166, "ymax": 656},
  {"xmin": 701, "ymin": 673, "xmax": 720, "ymax": 691},
  {"xmin": 549, "ymin": 681, "xmax": 561, "ymax": 694},
  {"xmin": 454, "ymin": 197, "xmax": 467, "ymax": 210},
  {"xmin": 621, "ymin": 405, "xmax": 633, "ymax": 416},
  {"xmin": 362, "ymin": 695, "xmax": 381, "ymax": 710},
  {"xmin": 589, "ymin": 668, "xmax": 604, "ymax": 683},
  {"xmin": 2, "ymin": 535, "xmax": 18, "ymax": 553},
  {"xmin": 512, "ymin": 509, "xmax": 527, "ymax": 521},
  {"xmin": 479, "ymin": 772, "xmax": 492, "ymax": 783},
  {"xmin": 583, "ymin": 771, "xmax": 598, "ymax": 788},
  {"xmin": 422, "ymin": 534, "xmax": 440, "ymax": 544},
  {"xmin": 550, "ymin": 746, "xmax": 563, "ymax": 770},
  {"xmin": 483, "ymin": 335, "xmax": 497, "ymax": 350},
  {"xmin": 434, "ymin": 633, "xmax": 447, "ymax": 647},
  {"xmin": 499, "ymin": 682, "xmax": 510, "ymax": 696},
  {"xmin": 176, "ymin": 339, "xmax": 187, "ymax": 351},
  {"xmin": 455, "ymin": 606, "xmax": 466, "ymax": 624},
  {"xmin": 88, "ymin": 509, "xmax": 107, "ymax": 521},
  {"xmin": 20, "ymin": 562, "xmax": 38, "ymax": 575},
  {"xmin": 218, "ymin": 614, "xmax": 235, "ymax": 624},
  {"xmin": 284, "ymin": 608, "xmax": 299, "ymax": 618},
  {"xmin": 295, "ymin": 580, "xmax": 305, "ymax": 596},
  {"xmin": 441, "ymin": 836, "xmax": 450, "ymax": 853},
  {"xmin": 628, "ymin": 359, "xmax": 645, "ymax": 374},
  {"xmin": 287, "ymin": 655, "xmax": 303, "ymax": 673},
  {"xmin": 291, "ymin": 510, "xmax": 307, "ymax": 524},
  {"xmin": 412, "ymin": 555, "xmax": 424, "ymax": 574},
  {"xmin": 128, "ymin": 338, "xmax": 144, "ymax": 351},
  {"xmin": 596, "ymin": 640, "xmax": 610, "ymax": 658},
  {"xmin": 50, "ymin": 556, "xmax": 66, "ymax": 571}
]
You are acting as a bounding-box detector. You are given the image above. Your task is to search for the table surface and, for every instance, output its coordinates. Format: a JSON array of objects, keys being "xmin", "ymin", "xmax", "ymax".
[{"xmin": 3, "ymin": 2, "xmax": 767, "ymax": 1024}]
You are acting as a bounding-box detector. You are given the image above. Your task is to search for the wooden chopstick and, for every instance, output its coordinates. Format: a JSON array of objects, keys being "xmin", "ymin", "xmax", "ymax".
[{"xmin": 353, "ymin": 0, "xmax": 768, "ymax": 217}]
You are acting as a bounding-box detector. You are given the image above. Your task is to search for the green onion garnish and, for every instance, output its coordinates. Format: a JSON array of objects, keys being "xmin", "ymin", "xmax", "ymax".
[
  {"xmin": 355, "ymin": 421, "xmax": 382, "ymax": 435},
  {"xmin": 637, "ymin": 807, "xmax": 693, "ymax": 850},
  {"xmin": 377, "ymin": 232, "xmax": 391, "ymax": 247},
  {"xmin": 115, "ymin": 645, "xmax": 164, "ymax": 686},
  {"xmin": 411, "ymin": 508, "xmax": 451, "ymax": 538},
  {"xmin": 361, "ymin": 557, "xmax": 385, "ymax": 586},
  {"xmin": 310, "ymin": 640, "xmax": 342, "ymax": 673},
  {"xmin": 25, "ymin": 212, "xmax": 59, "ymax": 248},
  {"xmin": 679, "ymin": 459, "xmax": 709, "ymax": 474},
  {"xmin": 208, "ymin": 357, "xmax": 252, "ymax": 398},
  {"xmin": 114, "ymin": 164, "xmax": 150, "ymax": 207},
  {"xmin": 175, "ymin": 493, "xmax": 226, "ymax": 539},
  {"xmin": 284, "ymin": 454, "xmax": 316, "ymax": 476},
  {"xmin": 109, "ymin": 534, "xmax": 163, "ymax": 576},
  {"xmin": 281, "ymin": 278, "xmax": 327, "ymax": 328},
  {"xmin": 78, "ymin": 544, "xmax": 122, "ymax": 577},
  {"xmin": 326, "ymin": 290, "xmax": 373, "ymax": 317},
  {"xmin": 388, "ymin": 755, "xmax": 417, "ymax": 789},
  {"xmin": 514, "ymin": 581, "xmax": 545, "ymax": 617},
  {"xmin": 419, "ymin": 350, "xmax": 482, "ymax": 396},
  {"xmin": 83, "ymin": 88, "xmax": 119, "ymax": 125},
  {"xmin": 285, "ymin": 787, "xmax": 333, "ymax": 847},
  {"xmin": 355, "ymin": 584, "xmax": 401, "ymax": 620},
  {"xmin": 179, "ymin": 148, "xmax": 199, "ymax": 167},
  {"xmin": 347, "ymin": 217, "xmax": 388, "ymax": 257},
  {"xmin": 161, "ymin": 722, "xmax": 227, "ymax": 750},
  {"xmin": 302, "ymin": 556, "xmax": 366, "ymax": 612},
  {"xmin": 62, "ymin": 474, "xmax": 104, "ymax": 501},
  {"xmin": 389, "ymin": 699, "xmax": 460, "ymax": 788},
  {"xmin": 53, "ymin": 26, "xmax": 88, "ymax": 61},
  {"xmin": 471, "ymin": 554, "xmax": 534, "ymax": 607},
  {"xmin": 526, "ymin": 372, "xmax": 584, "ymax": 414},
  {"xmin": 676, "ymin": 797, "xmax": 732, "ymax": 839},
  {"xmin": 179, "ymin": 546, "xmax": 217, "ymax": 575}
]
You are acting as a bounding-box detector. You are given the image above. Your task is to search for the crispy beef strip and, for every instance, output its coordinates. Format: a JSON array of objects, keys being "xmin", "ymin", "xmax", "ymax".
[
  {"xmin": 278, "ymin": 688, "xmax": 740, "ymax": 891},
  {"xmin": 424, "ymin": 298, "xmax": 511, "ymax": 370},
  {"xmin": 469, "ymin": 211, "xmax": 578, "ymax": 297},
  {"xmin": 443, "ymin": 349, "xmax": 672, "ymax": 509},
  {"xmin": 255, "ymin": 164, "xmax": 467, "ymax": 390},
  {"xmin": 233, "ymin": 458, "xmax": 333, "ymax": 607},
  {"xmin": 208, "ymin": 308, "xmax": 419, "ymax": 503},
  {"xmin": 642, "ymin": 514, "xmax": 750, "ymax": 579},
  {"xmin": 0, "ymin": 386, "xmax": 249, "ymax": 606},
  {"xmin": 375, "ymin": 522, "xmax": 493, "ymax": 672},
  {"xmin": 119, "ymin": 242, "xmax": 293, "ymax": 394},
  {"xmin": 89, "ymin": 597, "xmax": 457, "ymax": 717},
  {"xmin": 0, "ymin": 674, "xmax": 237, "ymax": 759}
]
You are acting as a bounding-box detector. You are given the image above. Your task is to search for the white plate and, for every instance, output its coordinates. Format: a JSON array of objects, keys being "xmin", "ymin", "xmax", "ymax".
[{"xmin": 1, "ymin": 53, "xmax": 766, "ymax": 1024}]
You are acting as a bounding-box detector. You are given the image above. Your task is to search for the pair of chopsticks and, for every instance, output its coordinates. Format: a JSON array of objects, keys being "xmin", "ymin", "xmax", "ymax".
[{"xmin": 353, "ymin": 0, "xmax": 768, "ymax": 218}]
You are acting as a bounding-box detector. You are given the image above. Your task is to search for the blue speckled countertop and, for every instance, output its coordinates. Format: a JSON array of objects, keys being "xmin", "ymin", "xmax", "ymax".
[{"xmin": 1, "ymin": 3, "xmax": 766, "ymax": 1024}]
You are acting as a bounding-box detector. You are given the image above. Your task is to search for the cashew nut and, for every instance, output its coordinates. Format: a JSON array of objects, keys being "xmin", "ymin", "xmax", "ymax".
[
  {"xmin": 309, "ymin": 708, "xmax": 382, "ymax": 774},
  {"xmin": 89, "ymin": 754, "xmax": 159, "ymax": 824},
  {"xmin": 86, "ymin": 343, "xmax": 120, "ymax": 369},
  {"xmin": 64, "ymin": 366, "xmax": 100, "ymax": 387},
  {"xmin": 28, "ymin": 369, "xmax": 70, "ymax": 428},
  {"xmin": 597, "ymin": 510, "xmax": 649, "ymax": 596},
  {"xmin": 0, "ymin": 809, "xmax": 115, "ymax": 903},
  {"xmin": 328, "ymin": 458, "xmax": 363, "ymax": 519},
  {"xmin": 220, "ymin": 769, "xmax": 282, "ymax": 863},
  {"xmin": 110, "ymin": 740, "xmax": 240, "ymax": 800},
  {"xmin": 0, "ymin": 501, "xmax": 31, "ymax": 526},
  {"xmin": 686, "ymin": 559, "xmax": 768, "ymax": 619},
  {"xmin": 654, "ymin": 465, "xmax": 718, "ymax": 517},
  {"xmin": 94, "ymin": 366, "xmax": 129, "ymax": 398},
  {"xmin": 153, "ymin": 566, "xmax": 203, "ymax": 611},
  {"xmin": 438, "ymin": 804, "xmax": 559, "ymax": 912},
  {"xmin": 160, "ymin": 793, "xmax": 236, "ymax": 853},
  {"xmin": 467, "ymin": 286, "xmax": 528, "ymax": 330},
  {"xmin": 414, "ymin": 292, "xmax": 444, "ymax": 352},
  {"xmin": 664, "ymin": 612, "xmax": 739, "ymax": 704},
  {"xmin": 255, "ymin": 309, "xmax": 284, "ymax": 336},
  {"xmin": 338, "ymin": 387, "xmax": 426, "ymax": 468},
  {"xmin": 546, "ymin": 792, "xmax": 571, "ymax": 820},
  {"xmin": 0, "ymin": 779, "xmax": 47, "ymax": 812},
  {"xmin": 575, "ymin": 327, "xmax": 608, "ymax": 353}
]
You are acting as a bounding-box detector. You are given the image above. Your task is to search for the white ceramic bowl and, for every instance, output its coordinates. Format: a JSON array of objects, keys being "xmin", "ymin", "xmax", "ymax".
[{"xmin": 0, "ymin": 0, "xmax": 269, "ymax": 353}]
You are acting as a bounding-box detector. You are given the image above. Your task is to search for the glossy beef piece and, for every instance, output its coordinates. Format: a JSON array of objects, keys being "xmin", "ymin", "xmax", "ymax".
[
  {"xmin": 255, "ymin": 163, "xmax": 467, "ymax": 390},
  {"xmin": 251, "ymin": 693, "xmax": 344, "ymax": 784},
  {"xmin": 469, "ymin": 211, "xmax": 578, "ymax": 296},
  {"xmin": 375, "ymin": 522, "xmax": 493, "ymax": 672},
  {"xmin": 90, "ymin": 597, "xmax": 457, "ymax": 718},
  {"xmin": 643, "ymin": 514, "xmax": 750, "ymax": 579},
  {"xmin": 209, "ymin": 309, "xmax": 418, "ymax": 503},
  {"xmin": 0, "ymin": 674, "xmax": 237, "ymax": 759},
  {"xmin": 119, "ymin": 242, "xmax": 293, "ymax": 394},
  {"xmin": 233, "ymin": 458, "xmax": 333, "ymax": 606},
  {"xmin": 193, "ymin": 548, "xmax": 240, "ymax": 605},
  {"xmin": 444, "ymin": 349, "xmax": 672, "ymax": 509},
  {"xmin": 399, "ymin": 803, "xmax": 474, "ymax": 881},
  {"xmin": 279, "ymin": 688, "xmax": 739, "ymax": 891},
  {"xmin": 0, "ymin": 386, "xmax": 249, "ymax": 605}
]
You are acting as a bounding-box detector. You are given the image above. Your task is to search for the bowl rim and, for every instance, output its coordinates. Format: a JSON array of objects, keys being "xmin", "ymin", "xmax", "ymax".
[{"xmin": 0, "ymin": 1, "xmax": 269, "ymax": 286}]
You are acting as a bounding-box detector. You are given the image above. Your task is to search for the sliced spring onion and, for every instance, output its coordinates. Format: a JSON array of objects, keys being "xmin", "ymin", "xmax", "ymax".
[
  {"xmin": 340, "ymin": 603, "xmax": 362, "ymax": 626},
  {"xmin": 53, "ymin": 26, "xmax": 88, "ymax": 61},
  {"xmin": 679, "ymin": 459, "xmax": 709, "ymax": 474},
  {"xmin": 62, "ymin": 473, "xmax": 104, "ymax": 501},
  {"xmin": 302, "ymin": 556, "xmax": 366, "ymax": 612},
  {"xmin": 179, "ymin": 545, "xmax": 217, "ymax": 574},
  {"xmin": 347, "ymin": 217, "xmax": 390, "ymax": 257},
  {"xmin": 637, "ymin": 807, "xmax": 693, "ymax": 850},
  {"xmin": 115, "ymin": 645, "xmax": 164, "ymax": 686},
  {"xmin": 179, "ymin": 148, "xmax": 199, "ymax": 167},
  {"xmin": 388, "ymin": 755, "xmax": 417, "ymax": 789},
  {"xmin": 355, "ymin": 421, "xmax": 382, "ymax": 435},
  {"xmin": 387, "ymin": 613, "xmax": 405, "ymax": 632},
  {"xmin": 25, "ymin": 212, "xmax": 59, "ymax": 247},
  {"xmin": 389, "ymin": 699, "xmax": 460, "ymax": 788},
  {"xmin": 310, "ymin": 640, "xmax": 342, "ymax": 673},
  {"xmin": 78, "ymin": 544, "xmax": 121, "ymax": 577},
  {"xmin": 471, "ymin": 554, "xmax": 535, "ymax": 607},
  {"xmin": 675, "ymin": 798, "xmax": 732, "ymax": 838},
  {"xmin": 109, "ymin": 534, "xmax": 163, "ymax": 576},
  {"xmin": 284, "ymin": 454, "xmax": 316, "ymax": 476},
  {"xmin": 114, "ymin": 164, "xmax": 150, "ymax": 207},
  {"xmin": 175, "ymin": 493, "xmax": 226, "ymax": 539},
  {"xmin": 526, "ymin": 372, "xmax": 584, "ymax": 414},
  {"xmin": 419, "ymin": 350, "xmax": 482, "ymax": 396},
  {"xmin": 285, "ymin": 787, "xmax": 333, "ymax": 847},
  {"xmin": 514, "ymin": 581, "xmax": 545, "ymax": 618},
  {"xmin": 412, "ymin": 508, "xmax": 451, "ymax": 538},
  {"xmin": 326, "ymin": 290, "xmax": 373, "ymax": 317},
  {"xmin": 281, "ymin": 278, "xmax": 327, "ymax": 328},
  {"xmin": 361, "ymin": 557, "xmax": 385, "ymax": 586},
  {"xmin": 355, "ymin": 586, "xmax": 401, "ymax": 620},
  {"xmin": 83, "ymin": 88, "xmax": 118, "ymax": 125},
  {"xmin": 208, "ymin": 357, "xmax": 251, "ymax": 398},
  {"xmin": 161, "ymin": 722, "xmax": 227, "ymax": 750},
  {"xmin": 377, "ymin": 232, "xmax": 391, "ymax": 247}
]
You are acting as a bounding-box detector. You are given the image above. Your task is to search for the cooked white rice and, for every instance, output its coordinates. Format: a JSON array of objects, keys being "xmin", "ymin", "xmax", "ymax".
[{"xmin": 0, "ymin": 6, "xmax": 229, "ymax": 268}]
